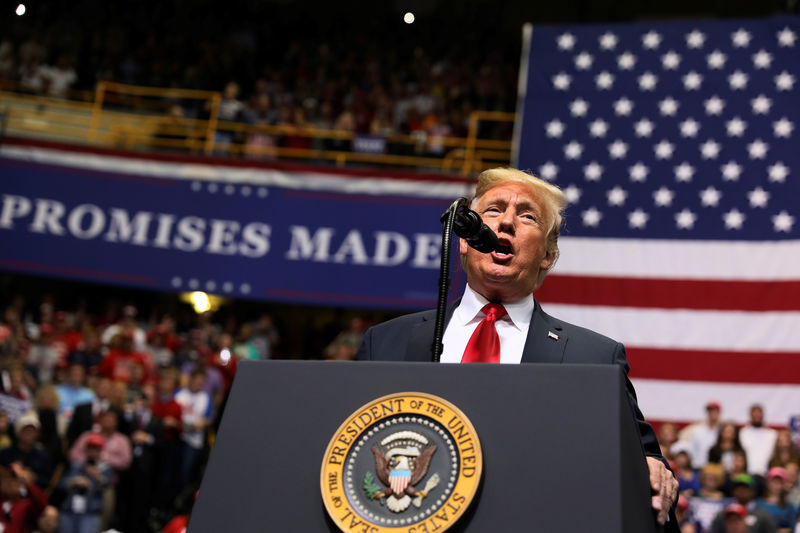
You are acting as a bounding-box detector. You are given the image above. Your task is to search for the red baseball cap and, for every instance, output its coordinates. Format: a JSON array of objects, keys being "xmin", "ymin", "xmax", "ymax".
[
  {"xmin": 86, "ymin": 433, "xmax": 105, "ymax": 448},
  {"xmin": 767, "ymin": 466, "xmax": 789, "ymax": 481},
  {"xmin": 706, "ymin": 401, "xmax": 721, "ymax": 411},
  {"xmin": 724, "ymin": 503, "xmax": 747, "ymax": 519}
]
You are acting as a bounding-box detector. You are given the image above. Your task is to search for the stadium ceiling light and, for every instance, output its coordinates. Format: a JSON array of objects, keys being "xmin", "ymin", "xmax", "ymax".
[
  {"xmin": 404, "ymin": 12, "xmax": 415, "ymax": 24},
  {"xmin": 16, "ymin": 4, "xmax": 26, "ymax": 16}
]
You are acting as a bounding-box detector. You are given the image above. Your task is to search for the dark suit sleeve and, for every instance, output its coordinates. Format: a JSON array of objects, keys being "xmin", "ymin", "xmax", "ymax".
[
  {"xmin": 355, "ymin": 327, "xmax": 374, "ymax": 361},
  {"xmin": 613, "ymin": 342, "xmax": 664, "ymax": 463}
]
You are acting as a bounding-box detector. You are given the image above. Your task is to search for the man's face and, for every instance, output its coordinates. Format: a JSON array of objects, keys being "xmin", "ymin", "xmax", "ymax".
[
  {"xmin": 460, "ymin": 181, "xmax": 555, "ymax": 302},
  {"xmin": 750, "ymin": 406, "xmax": 764, "ymax": 426},
  {"xmin": 707, "ymin": 406, "xmax": 720, "ymax": 425}
]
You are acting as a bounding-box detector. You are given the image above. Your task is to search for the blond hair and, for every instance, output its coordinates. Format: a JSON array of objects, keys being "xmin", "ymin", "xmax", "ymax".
[{"xmin": 466, "ymin": 167, "xmax": 567, "ymax": 289}]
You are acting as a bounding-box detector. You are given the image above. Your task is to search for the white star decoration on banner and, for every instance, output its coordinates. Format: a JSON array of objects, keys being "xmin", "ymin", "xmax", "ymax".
[
  {"xmin": 707, "ymin": 50, "xmax": 727, "ymax": 69},
  {"xmin": 599, "ymin": 32, "xmax": 618, "ymax": 50},
  {"xmin": 564, "ymin": 141, "xmax": 584, "ymax": 159},
  {"xmin": 772, "ymin": 211, "xmax": 795, "ymax": 232},
  {"xmin": 777, "ymin": 27, "xmax": 797, "ymax": 47},
  {"xmin": 662, "ymin": 51, "xmax": 681, "ymax": 70},
  {"xmin": 686, "ymin": 30, "xmax": 706, "ymax": 48},
  {"xmin": 751, "ymin": 94, "xmax": 772, "ymax": 114},
  {"xmin": 732, "ymin": 28, "xmax": 752, "ymax": 47},
  {"xmin": 747, "ymin": 187, "xmax": 770, "ymax": 208},
  {"xmin": 653, "ymin": 186, "xmax": 675, "ymax": 207},
  {"xmin": 680, "ymin": 118, "xmax": 700, "ymax": 138},
  {"xmin": 564, "ymin": 184, "xmax": 582, "ymax": 204},
  {"xmin": 539, "ymin": 162, "xmax": 559, "ymax": 180},
  {"xmin": 675, "ymin": 208, "xmax": 697, "ymax": 229},
  {"xmin": 575, "ymin": 52, "xmax": 594, "ymax": 70},
  {"xmin": 558, "ymin": 33, "xmax": 576, "ymax": 50},
  {"xmin": 642, "ymin": 31, "xmax": 662, "ymax": 49},
  {"xmin": 773, "ymin": 118, "xmax": 794, "ymax": 138},
  {"xmin": 584, "ymin": 161, "xmax": 604, "ymax": 181},
  {"xmin": 546, "ymin": 119, "xmax": 565, "ymax": 138},
  {"xmin": 629, "ymin": 162, "xmax": 649, "ymax": 182},
  {"xmin": 589, "ymin": 118, "xmax": 609, "ymax": 137},
  {"xmin": 607, "ymin": 186, "xmax": 628, "ymax": 206},
  {"xmin": 721, "ymin": 161, "xmax": 743, "ymax": 181},
  {"xmin": 724, "ymin": 209, "xmax": 745, "ymax": 230},
  {"xmin": 617, "ymin": 52, "xmax": 636, "ymax": 70},
  {"xmin": 726, "ymin": 117, "xmax": 747, "ymax": 137}
]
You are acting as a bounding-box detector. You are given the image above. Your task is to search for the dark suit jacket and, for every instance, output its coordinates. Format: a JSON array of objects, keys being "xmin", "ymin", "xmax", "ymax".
[{"xmin": 355, "ymin": 299, "xmax": 663, "ymax": 461}]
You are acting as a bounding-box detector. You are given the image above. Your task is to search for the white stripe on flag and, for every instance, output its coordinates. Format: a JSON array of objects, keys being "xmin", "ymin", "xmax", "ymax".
[
  {"xmin": 541, "ymin": 304, "xmax": 800, "ymax": 352},
  {"xmin": 632, "ymin": 378, "xmax": 800, "ymax": 425},
  {"xmin": 556, "ymin": 237, "xmax": 800, "ymax": 281}
]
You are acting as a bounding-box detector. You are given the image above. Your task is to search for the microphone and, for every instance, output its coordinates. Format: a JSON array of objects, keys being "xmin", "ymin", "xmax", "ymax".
[{"xmin": 453, "ymin": 204, "xmax": 498, "ymax": 253}]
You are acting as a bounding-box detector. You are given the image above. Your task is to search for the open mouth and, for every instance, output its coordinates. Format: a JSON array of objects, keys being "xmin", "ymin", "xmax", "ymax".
[{"xmin": 492, "ymin": 240, "xmax": 513, "ymax": 259}]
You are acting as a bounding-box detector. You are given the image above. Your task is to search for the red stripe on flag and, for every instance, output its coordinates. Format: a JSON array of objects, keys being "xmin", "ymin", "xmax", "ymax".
[
  {"xmin": 537, "ymin": 275, "xmax": 800, "ymax": 311},
  {"xmin": 627, "ymin": 347, "xmax": 800, "ymax": 384}
]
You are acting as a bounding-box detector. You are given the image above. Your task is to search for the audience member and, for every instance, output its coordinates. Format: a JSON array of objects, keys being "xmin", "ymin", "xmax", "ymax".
[
  {"xmin": 173, "ymin": 370, "xmax": 211, "ymax": 490},
  {"xmin": 741, "ymin": 405, "xmax": 778, "ymax": 477},
  {"xmin": 0, "ymin": 411, "xmax": 53, "ymax": 492},
  {"xmin": 690, "ymin": 403, "xmax": 723, "ymax": 470},
  {"xmin": 58, "ymin": 432, "xmax": 112, "ymax": 533},
  {"xmin": 55, "ymin": 364, "xmax": 94, "ymax": 422},
  {"xmin": 769, "ymin": 430, "xmax": 800, "ymax": 469},
  {"xmin": 709, "ymin": 422, "xmax": 745, "ymax": 473},
  {"xmin": 689, "ymin": 463, "xmax": 733, "ymax": 532},
  {"xmin": 0, "ymin": 463, "xmax": 48, "ymax": 533},
  {"xmin": 709, "ymin": 474, "xmax": 776, "ymax": 533},
  {"xmin": 755, "ymin": 467, "xmax": 800, "ymax": 531},
  {"xmin": 33, "ymin": 505, "xmax": 59, "ymax": 533}
]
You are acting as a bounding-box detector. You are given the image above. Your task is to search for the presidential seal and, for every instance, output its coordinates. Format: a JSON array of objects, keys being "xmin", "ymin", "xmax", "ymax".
[{"xmin": 321, "ymin": 392, "xmax": 482, "ymax": 533}]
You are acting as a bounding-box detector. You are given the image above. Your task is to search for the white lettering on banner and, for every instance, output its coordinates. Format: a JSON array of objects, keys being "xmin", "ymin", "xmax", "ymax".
[
  {"xmin": 67, "ymin": 204, "xmax": 106, "ymax": 239},
  {"xmin": 0, "ymin": 195, "xmax": 32, "ymax": 228},
  {"xmin": 0, "ymin": 194, "xmax": 439, "ymax": 266},
  {"xmin": 206, "ymin": 219, "xmax": 241, "ymax": 255},
  {"xmin": 105, "ymin": 209, "xmax": 153, "ymax": 245},
  {"xmin": 29, "ymin": 198, "xmax": 66, "ymax": 235},
  {"xmin": 332, "ymin": 230, "xmax": 369, "ymax": 264},
  {"xmin": 286, "ymin": 226, "xmax": 335, "ymax": 261},
  {"xmin": 373, "ymin": 231, "xmax": 411, "ymax": 266},
  {"xmin": 412, "ymin": 233, "xmax": 442, "ymax": 268},
  {"xmin": 286, "ymin": 225, "xmax": 440, "ymax": 268}
]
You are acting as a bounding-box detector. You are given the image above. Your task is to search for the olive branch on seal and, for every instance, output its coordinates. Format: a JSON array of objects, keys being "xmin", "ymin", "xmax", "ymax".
[{"xmin": 363, "ymin": 472, "xmax": 385, "ymax": 504}]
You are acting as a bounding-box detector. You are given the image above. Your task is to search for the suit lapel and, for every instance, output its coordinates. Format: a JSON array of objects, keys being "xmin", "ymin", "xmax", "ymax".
[
  {"xmin": 405, "ymin": 299, "xmax": 460, "ymax": 362},
  {"xmin": 521, "ymin": 301, "xmax": 567, "ymax": 364}
]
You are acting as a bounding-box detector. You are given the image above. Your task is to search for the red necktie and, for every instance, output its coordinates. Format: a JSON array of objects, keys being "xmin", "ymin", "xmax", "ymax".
[{"xmin": 461, "ymin": 303, "xmax": 507, "ymax": 363}]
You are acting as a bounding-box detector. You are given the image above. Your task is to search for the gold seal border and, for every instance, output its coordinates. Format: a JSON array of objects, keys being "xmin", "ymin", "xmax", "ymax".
[{"xmin": 320, "ymin": 391, "xmax": 483, "ymax": 533}]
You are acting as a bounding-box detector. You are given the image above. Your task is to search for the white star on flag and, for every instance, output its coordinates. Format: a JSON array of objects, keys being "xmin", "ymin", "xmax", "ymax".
[
  {"xmin": 768, "ymin": 162, "xmax": 789, "ymax": 183},
  {"xmin": 570, "ymin": 98, "xmax": 589, "ymax": 117},
  {"xmin": 721, "ymin": 161, "xmax": 743, "ymax": 181},
  {"xmin": 700, "ymin": 139, "xmax": 721, "ymax": 159},
  {"xmin": 683, "ymin": 72, "xmax": 703, "ymax": 90},
  {"xmin": 599, "ymin": 32, "xmax": 618, "ymax": 50},
  {"xmin": 654, "ymin": 140, "xmax": 675, "ymax": 159},
  {"xmin": 674, "ymin": 162, "xmax": 695, "ymax": 182},
  {"xmin": 638, "ymin": 72, "xmax": 658, "ymax": 90},
  {"xmin": 752, "ymin": 50, "xmax": 773, "ymax": 69},
  {"xmin": 772, "ymin": 211, "xmax": 795, "ymax": 232},
  {"xmin": 747, "ymin": 187, "xmax": 769, "ymax": 208},
  {"xmin": 751, "ymin": 95, "xmax": 772, "ymax": 114},
  {"xmin": 581, "ymin": 207, "xmax": 602, "ymax": 227},
  {"xmin": 732, "ymin": 28, "xmax": 752, "ymax": 47},
  {"xmin": 659, "ymin": 97, "xmax": 679, "ymax": 116},
  {"xmin": 564, "ymin": 141, "xmax": 584, "ymax": 159},
  {"xmin": 747, "ymin": 139, "xmax": 769, "ymax": 159},
  {"xmin": 726, "ymin": 117, "xmax": 747, "ymax": 137},
  {"xmin": 686, "ymin": 30, "xmax": 706, "ymax": 48},
  {"xmin": 563, "ymin": 184, "xmax": 582, "ymax": 204},
  {"xmin": 628, "ymin": 209, "xmax": 649, "ymax": 228},
  {"xmin": 538, "ymin": 162, "xmax": 559, "ymax": 181},
  {"xmin": 614, "ymin": 97, "xmax": 634, "ymax": 116},
  {"xmin": 707, "ymin": 50, "xmax": 727, "ymax": 69},
  {"xmin": 773, "ymin": 117, "xmax": 794, "ymax": 138},
  {"xmin": 589, "ymin": 119, "xmax": 609, "ymax": 137},
  {"xmin": 675, "ymin": 208, "xmax": 697, "ymax": 229},
  {"xmin": 775, "ymin": 71, "xmax": 795, "ymax": 91},
  {"xmin": 728, "ymin": 70, "xmax": 749, "ymax": 90},
  {"xmin": 700, "ymin": 186, "xmax": 722, "ymax": 207},
  {"xmin": 629, "ymin": 162, "xmax": 649, "ymax": 182},
  {"xmin": 679, "ymin": 118, "xmax": 700, "ymax": 137},
  {"xmin": 607, "ymin": 186, "xmax": 628, "ymax": 206},
  {"xmin": 557, "ymin": 33, "xmax": 576, "ymax": 50},
  {"xmin": 634, "ymin": 118, "xmax": 654, "ymax": 137},
  {"xmin": 595, "ymin": 71, "xmax": 615, "ymax": 89},
  {"xmin": 546, "ymin": 119, "xmax": 565, "ymax": 138},
  {"xmin": 584, "ymin": 161, "xmax": 604, "ymax": 181},
  {"xmin": 553, "ymin": 72, "xmax": 572, "ymax": 90},
  {"xmin": 705, "ymin": 95, "xmax": 725, "ymax": 115},
  {"xmin": 575, "ymin": 52, "xmax": 594, "ymax": 70},
  {"xmin": 723, "ymin": 209, "xmax": 745, "ymax": 230},
  {"xmin": 608, "ymin": 139, "xmax": 629, "ymax": 159},
  {"xmin": 642, "ymin": 31, "xmax": 662, "ymax": 49},
  {"xmin": 617, "ymin": 52, "xmax": 636, "ymax": 70},
  {"xmin": 653, "ymin": 186, "xmax": 675, "ymax": 207},
  {"xmin": 777, "ymin": 27, "xmax": 797, "ymax": 47},
  {"xmin": 661, "ymin": 51, "xmax": 681, "ymax": 70}
]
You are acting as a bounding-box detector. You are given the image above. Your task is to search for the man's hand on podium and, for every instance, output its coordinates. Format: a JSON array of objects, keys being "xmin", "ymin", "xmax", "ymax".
[{"xmin": 647, "ymin": 456, "xmax": 678, "ymax": 526}]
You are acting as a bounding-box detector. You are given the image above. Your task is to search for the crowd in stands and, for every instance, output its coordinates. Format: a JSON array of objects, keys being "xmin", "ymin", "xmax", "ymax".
[
  {"xmin": 0, "ymin": 1, "xmax": 518, "ymax": 159},
  {"xmin": 660, "ymin": 402, "xmax": 800, "ymax": 533}
]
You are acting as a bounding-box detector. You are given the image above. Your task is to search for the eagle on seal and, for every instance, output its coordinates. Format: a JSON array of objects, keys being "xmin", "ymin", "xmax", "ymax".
[{"xmin": 369, "ymin": 430, "xmax": 437, "ymax": 514}]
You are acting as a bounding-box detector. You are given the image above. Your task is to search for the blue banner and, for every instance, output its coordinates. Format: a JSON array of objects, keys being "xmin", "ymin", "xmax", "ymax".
[{"xmin": 0, "ymin": 152, "xmax": 466, "ymax": 309}]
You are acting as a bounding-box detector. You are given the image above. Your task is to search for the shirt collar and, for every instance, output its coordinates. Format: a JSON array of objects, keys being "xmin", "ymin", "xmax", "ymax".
[{"xmin": 455, "ymin": 284, "xmax": 534, "ymax": 331}]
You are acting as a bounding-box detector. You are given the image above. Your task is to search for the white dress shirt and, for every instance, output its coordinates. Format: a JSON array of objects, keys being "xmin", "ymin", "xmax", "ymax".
[{"xmin": 440, "ymin": 284, "xmax": 534, "ymax": 364}]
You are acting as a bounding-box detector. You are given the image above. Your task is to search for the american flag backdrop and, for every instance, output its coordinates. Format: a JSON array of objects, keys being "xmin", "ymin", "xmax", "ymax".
[{"xmin": 514, "ymin": 16, "xmax": 800, "ymax": 427}]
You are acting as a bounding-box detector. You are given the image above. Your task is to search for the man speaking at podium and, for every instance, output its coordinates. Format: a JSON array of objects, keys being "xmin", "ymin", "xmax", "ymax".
[{"xmin": 356, "ymin": 167, "xmax": 679, "ymax": 527}]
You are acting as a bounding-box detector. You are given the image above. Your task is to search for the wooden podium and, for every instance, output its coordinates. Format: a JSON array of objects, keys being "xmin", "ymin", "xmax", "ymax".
[{"xmin": 189, "ymin": 360, "xmax": 657, "ymax": 532}]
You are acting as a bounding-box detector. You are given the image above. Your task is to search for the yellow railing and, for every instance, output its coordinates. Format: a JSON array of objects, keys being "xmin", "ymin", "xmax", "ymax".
[{"xmin": 1, "ymin": 81, "xmax": 515, "ymax": 174}]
